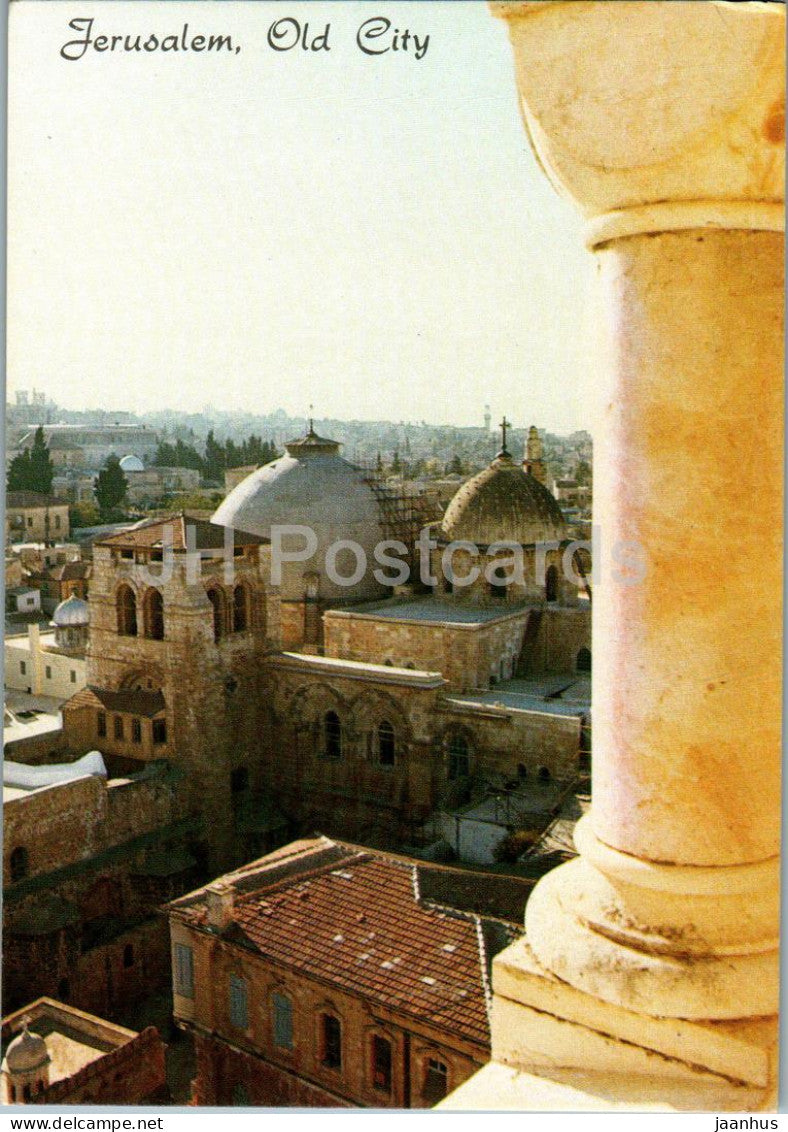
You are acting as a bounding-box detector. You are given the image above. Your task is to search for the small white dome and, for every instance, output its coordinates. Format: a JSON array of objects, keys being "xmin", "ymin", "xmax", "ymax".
[
  {"xmin": 119, "ymin": 454, "xmax": 145, "ymax": 472},
  {"xmin": 4, "ymin": 1022, "xmax": 50, "ymax": 1073},
  {"xmin": 52, "ymin": 594, "xmax": 90, "ymax": 627}
]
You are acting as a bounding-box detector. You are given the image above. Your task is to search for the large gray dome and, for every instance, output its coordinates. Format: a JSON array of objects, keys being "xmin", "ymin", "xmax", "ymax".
[{"xmin": 212, "ymin": 428, "xmax": 389, "ymax": 602}]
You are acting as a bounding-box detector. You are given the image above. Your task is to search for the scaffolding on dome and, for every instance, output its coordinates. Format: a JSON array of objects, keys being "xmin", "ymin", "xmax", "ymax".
[{"xmin": 354, "ymin": 463, "xmax": 442, "ymax": 550}]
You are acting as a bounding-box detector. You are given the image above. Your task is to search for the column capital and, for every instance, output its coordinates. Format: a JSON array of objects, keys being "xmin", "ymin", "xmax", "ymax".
[{"xmin": 491, "ymin": 0, "xmax": 785, "ymax": 237}]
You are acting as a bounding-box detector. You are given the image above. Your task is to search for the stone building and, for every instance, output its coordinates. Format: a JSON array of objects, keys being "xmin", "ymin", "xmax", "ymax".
[
  {"xmin": 52, "ymin": 423, "xmax": 590, "ymax": 872},
  {"xmin": 6, "ymin": 492, "xmax": 70, "ymax": 544},
  {"xmin": 2, "ymin": 749, "xmax": 196, "ymax": 1019},
  {"xmin": 119, "ymin": 456, "xmax": 202, "ymax": 507},
  {"xmin": 166, "ymin": 837, "xmax": 519, "ymax": 1107},
  {"xmin": 62, "ymin": 513, "xmax": 273, "ymax": 870},
  {"xmin": 1, "ymin": 999, "xmax": 166, "ymax": 1105},
  {"xmin": 4, "ymin": 597, "xmax": 88, "ymax": 699},
  {"xmin": 16, "ymin": 424, "xmax": 159, "ymax": 468}
]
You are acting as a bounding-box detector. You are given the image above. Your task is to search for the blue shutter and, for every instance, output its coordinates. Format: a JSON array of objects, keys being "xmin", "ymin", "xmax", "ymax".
[
  {"xmin": 229, "ymin": 974, "xmax": 249, "ymax": 1029},
  {"xmin": 174, "ymin": 943, "xmax": 194, "ymax": 998},
  {"xmin": 273, "ymin": 992, "xmax": 293, "ymax": 1049}
]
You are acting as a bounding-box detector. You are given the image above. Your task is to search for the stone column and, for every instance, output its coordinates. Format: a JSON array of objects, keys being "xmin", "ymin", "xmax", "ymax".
[{"xmin": 443, "ymin": 0, "xmax": 784, "ymax": 1110}]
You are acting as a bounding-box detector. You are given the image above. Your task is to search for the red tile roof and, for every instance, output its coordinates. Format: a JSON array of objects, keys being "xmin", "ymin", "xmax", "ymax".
[
  {"xmin": 50, "ymin": 561, "xmax": 91, "ymax": 582},
  {"xmin": 66, "ymin": 685, "xmax": 165, "ymax": 718},
  {"xmin": 170, "ymin": 839, "xmax": 518, "ymax": 1049}
]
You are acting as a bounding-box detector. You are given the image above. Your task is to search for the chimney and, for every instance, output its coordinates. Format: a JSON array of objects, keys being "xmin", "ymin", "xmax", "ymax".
[{"xmin": 205, "ymin": 882, "xmax": 235, "ymax": 932}]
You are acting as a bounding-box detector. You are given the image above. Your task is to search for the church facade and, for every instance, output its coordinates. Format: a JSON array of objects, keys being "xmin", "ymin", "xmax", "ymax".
[{"xmin": 57, "ymin": 424, "xmax": 591, "ymax": 870}]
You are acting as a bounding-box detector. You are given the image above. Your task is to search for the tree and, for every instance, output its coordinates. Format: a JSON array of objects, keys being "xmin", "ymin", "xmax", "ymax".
[
  {"xmin": 391, "ymin": 448, "xmax": 401, "ymax": 475},
  {"xmin": 204, "ymin": 429, "xmax": 226, "ymax": 483},
  {"xmin": 7, "ymin": 450, "xmax": 34, "ymax": 492},
  {"xmin": 70, "ymin": 501, "xmax": 100, "ymax": 529},
  {"xmin": 29, "ymin": 427, "xmax": 55, "ymax": 494},
  {"xmin": 154, "ymin": 439, "xmax": 205, "ymax": 473},
  {"xmin": 94, "ymin": 455, "xmax": 128, "ymax": 515},
  {"xmin": 446, "ymin": 453, "xmax": 464, "ymax": 476},
  {"xmin": 574, "ymin": 459, "xmax": 592, "ymax": 486},
  {"xmin": 7, "ymin": 427, "xmax": 54, "ymax": 494}
]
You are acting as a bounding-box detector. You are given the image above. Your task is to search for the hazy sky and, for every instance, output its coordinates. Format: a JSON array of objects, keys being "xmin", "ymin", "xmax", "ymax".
[{"xmin": 8, "ymin": 1, "xmax": 594, "ymax": 432}]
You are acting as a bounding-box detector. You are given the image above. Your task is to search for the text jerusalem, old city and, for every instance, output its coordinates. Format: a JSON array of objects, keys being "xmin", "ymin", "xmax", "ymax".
[{"xmin": 60, "ymin": 16, "xmax": 430, "ymax": 61}]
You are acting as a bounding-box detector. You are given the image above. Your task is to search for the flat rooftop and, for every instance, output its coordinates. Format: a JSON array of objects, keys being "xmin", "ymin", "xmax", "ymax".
[
  {"xmin": 331, "ymin": 596, "xmax": 530, "ymax": 626},
  {"xmin": 4, "ymin": 691, "xmax": 63, "ymax": 762},
  {"xmin": 5, "ymin": 630, "xmax": 59, "ymax": 651},
  {"xmin": 2, "ymin": 998, "xmax": 138, "ymax": 1086},
  {"xmin": 448, "ymin": 674, "xmax": 591, "ymax": 718}
]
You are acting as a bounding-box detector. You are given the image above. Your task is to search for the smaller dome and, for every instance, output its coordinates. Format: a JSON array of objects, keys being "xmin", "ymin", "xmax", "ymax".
[
  {"xmin": 4, "ymin": 1021, "xmax": 50, "ymax": 1073},
  {"xmin": 441, "ymin": 451, "xmax": 567, "ymax": 547},
  {"xmin": 52, "ymin": 594, "xmax": 89, "ymax": 627},
  {"xmin": 119, "ymin": 454, "xmax": 144, "ymax": 472}
]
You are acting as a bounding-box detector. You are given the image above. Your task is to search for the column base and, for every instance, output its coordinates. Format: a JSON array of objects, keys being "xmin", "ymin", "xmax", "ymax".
[
  {"xmin": 523, "ymin": 816, "xmax": 780, "ymax": 1021},
  {"xmin": 439, "ymin": 937, "xmax": 777, "ymax": 1112},
  {"xmin": 438, "ymin": 1061, "xmax": 771, "ymax": 1113}
]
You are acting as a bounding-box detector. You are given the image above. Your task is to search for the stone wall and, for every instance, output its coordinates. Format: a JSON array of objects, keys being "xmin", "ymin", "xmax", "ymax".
[
  {"xmin": 3, "ymin": 762, "xmax": 196, "ymax": 1017},
  {"xmin": 323, "ymin": 608, "xmax": 530, "ymax": 692},
  {"xmin": 43, "ymin": 1026, "xmax": 167, "ymax": 1105},
  {"xmin": 439, "ymin": 703, "xmax": 582, "ymax": 784},
  {"xmin": 7, "ymin": 504, "xmax": 70, "ymax": 543}
]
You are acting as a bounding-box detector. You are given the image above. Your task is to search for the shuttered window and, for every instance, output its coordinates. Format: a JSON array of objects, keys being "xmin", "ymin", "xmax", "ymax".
[
  {"xmin": 174, "ymin": 943, "xmax": 194, "ymax": 998},
  {"xmin": 229, "ymin": 974, "xmax": 249, "ymax": 1029},
  {"xmin": 272, "ymin": 993, "xmax": 293, "ymax": 1049}
]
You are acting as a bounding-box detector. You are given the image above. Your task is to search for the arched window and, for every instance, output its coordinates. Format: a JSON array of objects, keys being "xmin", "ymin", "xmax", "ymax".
[
  {"xmin": 207, "ymin": 587, "xmax": 226, "ymax": 643},
  {"xmin": 538, "ymin": 766, "xmax": 551, "ymax": 781},
  {"xmin": 545, "ymin": 564, "xmax": 559, "ymax": 603},
  {"xmin": 577, "ymin": 647, "xmax": 592, "ymax": 673},
  {"xmin": 377, "ymin": 720, "xmax": 395, "ymax": 767},
  {"xmin": 143, "ymin": 589, "xmax": 164, "ymax": 640},
  {"xmin": 10, "ymin": 846, "xmax": 29, "ymax": 882},
  {"xmin": 323, "ymin": 711, "xmax": 342, "ymax": 760},
  {"xmin": 447, "ymin": 733, "xmax": 470, "ymax": 780},
  {"xmin": 233, "ymin": 585, "xmax": 249, "ymax": 632},
  {"xmin": 117, "ymin": 585, "xmax": 137, "ymax": 636}
]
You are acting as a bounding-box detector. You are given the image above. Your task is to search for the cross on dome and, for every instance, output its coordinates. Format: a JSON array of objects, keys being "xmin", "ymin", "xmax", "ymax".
[{"xmin": 497, "ymin": 416, "xmax": 512, "ymax": 459}]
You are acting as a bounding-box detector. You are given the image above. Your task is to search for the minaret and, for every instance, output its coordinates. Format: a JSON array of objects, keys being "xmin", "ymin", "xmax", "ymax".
[
  {"xmin": 523, "ymin": 425, "xmax": 547, "ymax": 484},
  {"xmin": 484, "ymin": 404, "xmax": 491, "ymax": 434}
]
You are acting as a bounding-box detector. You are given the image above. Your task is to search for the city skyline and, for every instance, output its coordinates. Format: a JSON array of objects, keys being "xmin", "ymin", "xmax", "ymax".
[{"xmin": 8, "ymin": 1, "xmax": 595, "ymax": 434}]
